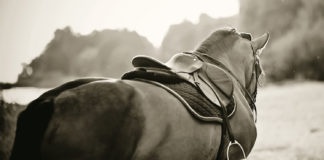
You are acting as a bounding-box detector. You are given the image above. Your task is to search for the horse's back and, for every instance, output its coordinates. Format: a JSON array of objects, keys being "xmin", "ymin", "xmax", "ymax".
[
  {"xmin": 11, "ymin": 79, "xmax": 222, "ymax": 160},
  {"xmin": 41, "ymin": 79, "xmax": 146, "ymax": 160}
]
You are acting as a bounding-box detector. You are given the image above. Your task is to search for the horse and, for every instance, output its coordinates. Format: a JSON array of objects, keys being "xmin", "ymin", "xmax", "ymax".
[{"xmin": 10, "ymin": 28, "xmax": 269, "ymax": 160}]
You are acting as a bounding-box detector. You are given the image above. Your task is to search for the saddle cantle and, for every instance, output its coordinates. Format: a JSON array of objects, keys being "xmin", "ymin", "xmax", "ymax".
[
  {"xmin": 132, "ymin": 55, "xmax": 170, "ymax": 70},
  {"xmin": 123, "ymin": 52, "xmax": 236, "ymax": 121},
  {"xmin": 132, "ymin": 53, "xmax": 203, "ymax": 73}
]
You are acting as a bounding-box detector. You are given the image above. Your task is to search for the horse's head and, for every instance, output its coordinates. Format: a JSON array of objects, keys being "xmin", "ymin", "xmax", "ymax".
[{"xmin": 195, "ymin": 28, "xmax": 269, "ymax": 100}]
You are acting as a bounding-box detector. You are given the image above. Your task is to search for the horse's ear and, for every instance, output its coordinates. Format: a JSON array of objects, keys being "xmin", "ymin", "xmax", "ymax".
[{"xmin": 252, "ymin": 32, "xmax": 270, "ymax": 55}]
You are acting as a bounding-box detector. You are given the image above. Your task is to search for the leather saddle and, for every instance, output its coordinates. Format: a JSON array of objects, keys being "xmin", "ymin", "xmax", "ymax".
[{"xmin": 132, "ymin": 53, "xmax": 234, "ymax": 108}]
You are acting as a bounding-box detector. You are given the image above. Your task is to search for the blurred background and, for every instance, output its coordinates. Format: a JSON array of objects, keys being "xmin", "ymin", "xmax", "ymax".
[{"xmin": 1, "ymin": 0, "xmax": 324, "ymax": 159}]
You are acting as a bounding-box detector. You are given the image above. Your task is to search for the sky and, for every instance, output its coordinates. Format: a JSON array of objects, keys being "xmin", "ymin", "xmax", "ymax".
[{"xmin": 0, "ymin": 0, "xmax": 239, "ymax": 83}]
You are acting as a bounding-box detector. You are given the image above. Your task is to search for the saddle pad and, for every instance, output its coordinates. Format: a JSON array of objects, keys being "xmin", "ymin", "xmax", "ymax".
[{"xmin": 122, "ymin": 70, "xmax": 235, "ymax": 123}]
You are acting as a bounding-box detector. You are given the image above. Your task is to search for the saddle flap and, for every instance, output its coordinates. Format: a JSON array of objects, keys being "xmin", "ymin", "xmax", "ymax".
[
  {"xmin": 205, "ymin": 63, "xmax": 233, "ymax": 98},
  {"xmin": 132, "ymin": 55, "xmax": 170, "ymax": 70},
  {"xmin": 165, "ymin": 53, "xmax": 203, "ymax": 73},
  {"xmin": 194, "ymin": 77, "xmax": 222, "ymax": 106},
  {"xmin": 196, "ymin": 63, "xmax": 234, "ymax": 107}
]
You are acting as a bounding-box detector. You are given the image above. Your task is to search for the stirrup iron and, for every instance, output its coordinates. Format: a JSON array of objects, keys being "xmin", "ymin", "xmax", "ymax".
[{"xmin": 226, "ymin": 140, "xmax": 247, "ymax": 160}]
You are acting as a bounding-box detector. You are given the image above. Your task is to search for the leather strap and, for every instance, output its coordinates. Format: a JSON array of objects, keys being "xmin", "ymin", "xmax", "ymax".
[{"xmin": 192, "ymin": 52, "xmax": 257, "ymax": 121}]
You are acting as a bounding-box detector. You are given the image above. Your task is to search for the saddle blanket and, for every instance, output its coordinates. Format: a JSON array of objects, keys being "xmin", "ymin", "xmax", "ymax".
[{"xmin": 122, "ymin": 70, "xmax": 235, "ymax": 123}]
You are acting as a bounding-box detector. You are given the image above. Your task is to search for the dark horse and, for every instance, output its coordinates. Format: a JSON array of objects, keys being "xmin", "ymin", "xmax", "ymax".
[{"xmin": 10, "ymin": 28, "xmax": 269, "ymax": 160}]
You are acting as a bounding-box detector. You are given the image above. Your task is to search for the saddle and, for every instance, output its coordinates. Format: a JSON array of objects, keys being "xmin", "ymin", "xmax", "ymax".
[
  {"xmin": 126, "ymin": 53, "xmax": 245, "ymax": 160},
  {"xmin": 131, "ymin": 53, "xmax": 234, "ymax": 108}
]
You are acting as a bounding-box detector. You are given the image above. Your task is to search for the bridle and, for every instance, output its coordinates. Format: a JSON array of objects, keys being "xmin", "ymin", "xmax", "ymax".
[{"xmin": 245, "ymin": 47, "xmax": 262, "ymax": 104}]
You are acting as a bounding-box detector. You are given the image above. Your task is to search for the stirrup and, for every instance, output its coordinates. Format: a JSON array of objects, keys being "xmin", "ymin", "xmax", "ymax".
[{"xmin": 226, "ymin": 140, "xmax": 247, "ymax": 160}]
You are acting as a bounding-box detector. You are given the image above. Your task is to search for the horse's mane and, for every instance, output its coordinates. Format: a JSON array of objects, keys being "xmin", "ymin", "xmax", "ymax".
[{"xmin": 196, "ymin": 28, "xmax": 240, "ymax": 55}]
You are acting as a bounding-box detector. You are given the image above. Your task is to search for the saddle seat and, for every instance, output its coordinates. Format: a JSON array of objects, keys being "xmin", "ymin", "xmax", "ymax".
[
  {"xmin": 132, "ymin": 53, "xmax": 203, "ymax": 73},
  {"xmin": 131, "ymin": 53, "xmax": 234, "ymax": 110}
]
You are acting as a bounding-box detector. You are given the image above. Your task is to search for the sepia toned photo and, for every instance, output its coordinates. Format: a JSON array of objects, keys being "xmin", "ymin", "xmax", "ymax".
[{"xmin": 1, "ymin": 0, "xmax": 323, "ymax": 159}]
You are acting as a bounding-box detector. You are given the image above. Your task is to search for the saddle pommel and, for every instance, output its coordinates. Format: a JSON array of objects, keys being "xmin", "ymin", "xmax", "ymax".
[{"xmin": 165, "ymin": 53, "xmax": 203, "ymax": 73}]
